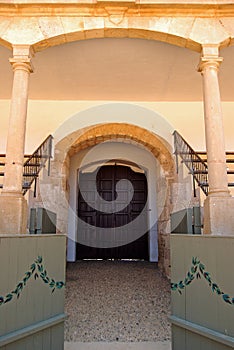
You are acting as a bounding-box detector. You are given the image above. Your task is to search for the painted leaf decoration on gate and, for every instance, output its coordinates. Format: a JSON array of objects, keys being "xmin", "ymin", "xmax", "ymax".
[
  {"xmin": 0, "ymin": 256, "xmax": 65, "ymax": 307},
  {"xmin": 171, "ymin": 257, "xmax": 234, "ymax": 306}
]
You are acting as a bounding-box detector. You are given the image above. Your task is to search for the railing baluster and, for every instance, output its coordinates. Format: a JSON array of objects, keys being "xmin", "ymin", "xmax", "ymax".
[
  {"xmin": 173, "ymin": 131, "xmax": 209, "ymax": 196},
  {"xmin": 22, "ymin": 135, "xmax": 53, "ymax": 195}
]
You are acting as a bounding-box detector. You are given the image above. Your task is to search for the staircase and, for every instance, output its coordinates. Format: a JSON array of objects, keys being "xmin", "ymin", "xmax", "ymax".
[
  {"xmin": 0, "ymin": 135, "xmax": 53, "ymax": 196},
  {"xmin": 174, "ymin": 131, "xmax": 234, "ymax": 196}
]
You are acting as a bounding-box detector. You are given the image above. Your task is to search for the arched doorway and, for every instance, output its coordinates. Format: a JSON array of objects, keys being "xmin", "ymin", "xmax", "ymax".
[
  {"xmin": 39, "ymin": 105, "xmax": 175, "ymax": 276},
  {"xmin": 67, "ymin": 139, "xmax": 164, "ymax": 264}
]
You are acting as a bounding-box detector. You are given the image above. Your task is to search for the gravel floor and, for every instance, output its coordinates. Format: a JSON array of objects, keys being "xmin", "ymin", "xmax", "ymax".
[{"xmin": 65, "ymin": 261, "xmax": 171, "ymax": 342}]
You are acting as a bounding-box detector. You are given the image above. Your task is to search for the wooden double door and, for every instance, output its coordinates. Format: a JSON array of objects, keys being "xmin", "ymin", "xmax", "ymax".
[{"xmin": 77, "ymin": 165, "xmax": 149, "ymax": 260}]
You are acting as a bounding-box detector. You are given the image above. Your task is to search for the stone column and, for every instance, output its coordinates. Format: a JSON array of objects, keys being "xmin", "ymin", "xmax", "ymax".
[
  {"xmin": 198, "ymin": 45, "xmax": 234, "ymax": 235},
  {"xmin": 0, "ymin": 45, "xmax": 33, "ymax": 234}
]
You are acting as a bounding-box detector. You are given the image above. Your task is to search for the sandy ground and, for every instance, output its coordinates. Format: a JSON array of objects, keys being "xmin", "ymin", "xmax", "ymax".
[{"xmin": 65, "ymin": 260, "xmax": 171, "ymax": 342}]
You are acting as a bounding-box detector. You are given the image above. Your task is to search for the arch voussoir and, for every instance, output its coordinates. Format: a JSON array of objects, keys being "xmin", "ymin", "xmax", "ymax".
[{"xmin": 67, "ymin": 123, "xmax": 175, "ymax": 176}]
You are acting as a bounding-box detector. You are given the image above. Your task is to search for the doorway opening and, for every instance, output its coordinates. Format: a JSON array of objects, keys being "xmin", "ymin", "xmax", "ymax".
[{"xmin": 77, "ymin": 163, "xmax": 149, "ymax": 261}]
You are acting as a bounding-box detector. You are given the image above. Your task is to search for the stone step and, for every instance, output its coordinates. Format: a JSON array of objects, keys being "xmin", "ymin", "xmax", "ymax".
[{"xmin": 64, "ymin": 342, "xmax": 171, "ymax": 350}]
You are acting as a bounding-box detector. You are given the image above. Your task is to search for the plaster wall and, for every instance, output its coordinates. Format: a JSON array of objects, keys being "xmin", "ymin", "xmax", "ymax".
[{"xmin": 1, "ymin": 100, "xmax": 234, "ymax": 154}]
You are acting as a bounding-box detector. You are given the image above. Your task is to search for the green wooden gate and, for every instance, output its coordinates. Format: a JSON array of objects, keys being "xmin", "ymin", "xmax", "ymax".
[
  {"xmin": 0, "ymin": 234, "xmax": 66, "ymax": 350},
  {"xmin": 170, "ymin": 235, "xmax": 234, "ymax": 350}
]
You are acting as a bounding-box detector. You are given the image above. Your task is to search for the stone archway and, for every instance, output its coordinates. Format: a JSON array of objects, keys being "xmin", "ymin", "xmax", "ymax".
[
  {"xmin": 68, "ymin": 123, "xmax": 174, "ymax": 174},
  {"xmin": 37, "ymin": 116, "xmax": 175, "ymax": 276},
  {"xmin": 0, "ymin": 2, "xmax": 233, "ymax": 54}
]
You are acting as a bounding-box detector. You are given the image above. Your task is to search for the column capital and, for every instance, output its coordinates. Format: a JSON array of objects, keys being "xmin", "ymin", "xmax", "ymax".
[
  {"xmin": 198, "ymin": 44, "xmax": 223, "ymax": 73},
  {"xmin": 198, "ymin": 56, "xmax": 223, "ymax": 73},
  {"xmin": 9, "ymin": 58, "xmax": 33, "ymax": 73},
  {"xmin": 9, "ymin": 45, "xmax": 34, "ymax": 73}
]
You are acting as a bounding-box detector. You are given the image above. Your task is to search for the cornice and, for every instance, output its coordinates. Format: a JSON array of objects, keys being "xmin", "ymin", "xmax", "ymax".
[{"xmin": 0, "ymin": 2, "xmax": 234, "ymax": 17}]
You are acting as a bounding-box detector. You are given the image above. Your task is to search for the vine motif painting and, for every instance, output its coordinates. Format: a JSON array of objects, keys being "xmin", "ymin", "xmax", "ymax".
[{"xmin": 0, "ymin": 256, "xmax": 65, "ymax": 306}]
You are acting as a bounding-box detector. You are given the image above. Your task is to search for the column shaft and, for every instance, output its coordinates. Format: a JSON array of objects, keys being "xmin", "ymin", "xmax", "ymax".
[
  {"xmin": 3, "ymin": 61, "xmax": 31, "ymax": 194},
  {"xmin": 199, "ymin": 46, "xmax": 234, "ymax": 235},
  {"xmin": 0, "ymin": 47, "xmax": 33, "ymax": 234},
  {"xmin": 200, "ymin": 58, "xmax": 229, "ymax": 196}
]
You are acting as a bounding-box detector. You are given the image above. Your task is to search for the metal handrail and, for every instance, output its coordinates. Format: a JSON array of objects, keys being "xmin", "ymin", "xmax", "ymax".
[
  {"xmin": 0, "ymin": 154, "xmax": 31, "ymax": 167},
  {"xmin": 173, "ymin": 131, "xmax": 209, "ymax": 196},
  {"xmin": 0, "ymin": 135, "xmax": 53, "ymax": 196},
  {"xmin": 196, "ymin": 151, "xmax": 234, "ymax": 164},
  {"xmin": 23, "ymin": 135, "xmax": 53, "ymax": 195}
]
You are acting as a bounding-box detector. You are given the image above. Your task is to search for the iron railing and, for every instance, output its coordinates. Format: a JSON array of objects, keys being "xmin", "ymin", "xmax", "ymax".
[
  {"xmin": 173, "ymin": 131, "xmax": 209, "ymax": 196},
  {"xmin": 23, "ymin": 135, "xmax": 53, "ymax": 195},
  {"xmin": 0, "ymin": 135, "xmax": 53, "ymax": 196},
  {"xmin": 196, "ymin": 151, "xmax": 234, "ymax": 188}
]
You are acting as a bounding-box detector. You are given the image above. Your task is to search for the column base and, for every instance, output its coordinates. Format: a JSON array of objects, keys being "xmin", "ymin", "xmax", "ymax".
[
  {"xmin": 0, "ymin": 194, "xmax": 27, "ymax": 234},
  {"xmin": 203, "ymin": 196, "xmax": 234, "ymax": 235}
]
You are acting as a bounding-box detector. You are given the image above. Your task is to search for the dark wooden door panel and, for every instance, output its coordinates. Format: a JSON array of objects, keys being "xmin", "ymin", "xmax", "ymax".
[
  {"xmin": 77, "ymin": 165, "xmax": 148, "ymax": 260},
  {"xmin": 76, "ymin": 233, "xmax": 148, "ymax": 260}
]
